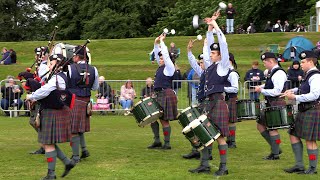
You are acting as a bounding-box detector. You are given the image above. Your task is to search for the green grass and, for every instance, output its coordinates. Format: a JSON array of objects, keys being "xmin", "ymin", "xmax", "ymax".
[
  {"xmin": 0, "ymin": 114, "xmax": 319, "ymax": 179},
  {"xmin": 0, "ymin": 32, "xmax": 320, "ymax": 80}
]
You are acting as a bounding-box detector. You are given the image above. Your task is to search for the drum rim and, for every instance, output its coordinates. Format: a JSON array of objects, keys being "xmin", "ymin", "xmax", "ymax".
[
  {"xmin": 141, "ymin": 110, "xmax": 160, "ymax": 122},
  {"xmin": 189, "ymin": 118, "xmax": 201, "ymax": 129},
  {"xmin": 134, "ymin": 97, "xmax": 151, "ymax": 107},
  {"xmin": 197, "ymin": 114, "xmax": 207, "ymax": 122},
  {"xmin": 181, "ymin": 106, "xmax": 192, "ymax": 113},
  {"xmin": 197, "ymin": 146, "xmax": 204, "ymax": 151},
  {"xmin": 205, "ymin": 139, "xmax": 214, "ymax": 147},
  {"xmin": 182, "ymin": 125, "xmax": 192, "ymax": 134},
  {"xmin": 213, "ymin": 132, "xmax": 221, "ymax": 140}
]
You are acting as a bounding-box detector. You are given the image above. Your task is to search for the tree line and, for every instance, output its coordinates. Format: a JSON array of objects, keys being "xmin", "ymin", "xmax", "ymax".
[{"xmin": 0, "ymin": 0, "xmax": 316, "ymax": 41}]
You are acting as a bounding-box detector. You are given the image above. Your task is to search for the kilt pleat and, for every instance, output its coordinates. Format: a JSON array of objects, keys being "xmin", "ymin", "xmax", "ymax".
[
  {"xmin": 71, "ymin": 97, "xmax": 90, "ymax": 133},
  {"xmin": 206, "ymin": 94, "xmax": 229, "ymax": 137},
  {"xmin": 156, "ymin": 89, "xmax": 178, "ymax": 121},
  {"xmin": 290, "ymin": 105, "xmax": 320, "ymax": 141},
  {"xmin": 227, "ymin": 97, "xmax": 238, "ymax": 123},
  {"xmin": 38, "ymin": 106, "xmax": 71, "ymax": 144}
]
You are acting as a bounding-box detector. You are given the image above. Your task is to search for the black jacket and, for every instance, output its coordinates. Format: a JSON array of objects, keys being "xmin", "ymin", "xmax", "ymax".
[
  {"xmin": 287, "ymin": 66, "xmax": 304, "ymax": 88},
  {"xmin": 98, "ymin": 82, "xmax": 112, "ymax": 101},
  {"xmin": 244, "ymin": 68, "xmax": 265, "ymax": 88}
]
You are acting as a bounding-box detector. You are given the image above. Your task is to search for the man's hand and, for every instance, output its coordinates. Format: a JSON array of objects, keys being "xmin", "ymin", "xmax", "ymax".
[
  {"xmin": 298, "ymin": 75, "xmax": 302, "ymax": 81},
  {"xmin": 187, "ymin": 40, "xmax": 193, "ymax": 52},
  {"xmin": 254, "ymin": 86, "xmax": 262, "ymax": 93}
]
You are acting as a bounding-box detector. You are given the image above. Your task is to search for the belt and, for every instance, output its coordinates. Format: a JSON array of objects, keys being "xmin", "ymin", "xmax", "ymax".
[{"xmin": 154, "ymin": 88, "xmax": 168, "ymax": 92}]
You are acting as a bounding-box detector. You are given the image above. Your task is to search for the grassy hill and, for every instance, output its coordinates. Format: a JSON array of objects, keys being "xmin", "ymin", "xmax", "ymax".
[{"xmin": 0, "ymin": 32, "xmax": 319, "ymax": 80}]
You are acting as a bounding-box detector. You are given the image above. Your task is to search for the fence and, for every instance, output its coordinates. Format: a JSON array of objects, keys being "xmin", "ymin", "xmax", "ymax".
[{"xmin": 0, "ymin": 78, "xmax": 298, "ymax": 117}]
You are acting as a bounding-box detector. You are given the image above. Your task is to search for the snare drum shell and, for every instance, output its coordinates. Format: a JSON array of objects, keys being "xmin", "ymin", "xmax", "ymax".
[
  {"xmin": 132, "ymin": 98, "xmax": 161, "ymax": 127},
  {"xmin": 236, "ymin": 99, "xmax": 260, "ymax": 120},
  {"xmin": 177, "ymin": 106, "xmax": 201, "ymax": 128},
  {"xmin": 264, "ymin": 105, "xmax": 294, "ymax": 130}
]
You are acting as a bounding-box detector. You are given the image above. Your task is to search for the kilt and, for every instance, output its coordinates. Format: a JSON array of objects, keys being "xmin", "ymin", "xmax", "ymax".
[
  {"xmin": 206, "ymin": 93, "xmax": 229, "ymax": 137},
  {"xmin": 289, "ymin": 105, "xmax": 320, "ymax": 141},
  {"xmin": 29, "ymin": 102, "xmax": 40, "ymax": 132},
  {"xmin": 38, "ymin": 106, "xmax": 71, "ymax": 144},
  {"xmin": 257, "ymin": 98, "xmax": 286, "ymax": 126},
  {"xmin": 71, "ymin": 96, "xmax": 90, "ymax": 133},
  {"xmin": 156, "ymin": 89, "xmax": 178, "ymax": 121},
  {"xmin": 227, "ymin": 97, "xmax": 238, "ymax": 123}
]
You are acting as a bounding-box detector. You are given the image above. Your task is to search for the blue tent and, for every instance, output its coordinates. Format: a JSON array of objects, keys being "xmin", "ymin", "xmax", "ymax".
[{"xmin": 282, "ymin": 36, "xmax": 314, "ymax": 61}]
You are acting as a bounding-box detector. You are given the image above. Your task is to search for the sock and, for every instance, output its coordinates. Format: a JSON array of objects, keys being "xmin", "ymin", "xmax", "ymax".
[
  {"xmin": 270, "ymin": 134, "xmax": 281, "ymax": 155},
  {"xmin": 218, "ymin": 144, "xmax": 228, "ymax": 165},
  {"xmin": 45, "ymin": 150, "xmax": 57, "ymax": 176},
  {"xmin": 55, "ymin": 145, "xmax": 71, "ymax": 165},
  {"xmin": 163, "ymin": 126, "xmax": 171, "ymax": 146},
  {"xmin": 307, "ymin": 148, "xmax": 318, "ymax": 169},
  {"xmin": 291, "ymin": 141, "xmax": 304, "ymax": 167},
  {"xmin": 260, "ymin": 130, "xmax": 272, "ymax": 146},
  {"xmin": 71, "ymin": 136, "xmax": 80, "ymax": 161},
  {"xmin": 79, "ymin": 133, "xmax": 87, "ymax": 152},
  {"xmin": 228, "ymin": 126, "xmax": 236, "ymax": 143},
  {"xmin": 201, "ymin": 147, "xmax": 210, "ymax": 167},
  {"xmin": 208, "ymin": 144, "xmax": 213, "ymax": 158},
  {"xmin": 151, "ymin": 122, "xmax": 160, "ymax": 143}
]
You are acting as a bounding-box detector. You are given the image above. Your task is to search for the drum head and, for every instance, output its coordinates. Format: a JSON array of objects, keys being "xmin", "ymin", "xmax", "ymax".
[
  {"xmin": 139, "ymin": 111, "xmax": 161, "ymax": 127},
  {"xmin": 189, "ymin": 118, "xmax": 201, "ymax": 129}
]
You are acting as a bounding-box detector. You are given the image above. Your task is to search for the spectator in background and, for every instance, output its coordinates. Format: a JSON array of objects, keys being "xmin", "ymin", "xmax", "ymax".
[
  {"xmin": 9, "ymin": 49, "xmax": 17, "ymax": 64},
  {"xmin": 96, "ymin": 76, "xmax": 112, "ymax": 102},
  {"xmin": 119, "ymin": 80, "xmax": 136, "ymax": 115},
  {"xmin": 283, "ymin": 20, "xmax": 290, "ymax": 32},
  {"xmin": 293, "ymin": 24, "xmax": 307, "ymax": 32},
  {"xmin": 287, "ymin": 61, "xmax": 304, "ymax": 88},
  {"xmin": 273, "ymin": 20, "xmax": 283, "ymax": 32},
  {"xmin": 1, "ymin": 76, "xmax": 24, "ymax": 116},
  {"xmin": 247, "ymin": 23, "xmax": 256, "ymax": 34},
  {"xmin": 141, "ymin": 77, "xmax": 154, "ymax": 99},
  {"xmin": 244, "ymin": 61, "xmax": 265, "ymax": 100},
  {"xmin": 225, "ymin": 3, "xmax": 236, "ymax": 34},
  {"xmin": 173, "ymin": 64, "xmax": 182, "ymax": 94},
  {"xmin": 264, "ymin": 21, "xmax": 273, "ymax": 32},
  {"xmin": 169, "ymin": 42, "xmax": 179, "ymax": 60},
  {"xmin": 0, "ymin": 47, "xmax": 12, "ymax": 65}
]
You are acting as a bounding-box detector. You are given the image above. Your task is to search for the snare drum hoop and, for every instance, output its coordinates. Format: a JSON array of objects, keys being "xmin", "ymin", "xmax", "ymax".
[
  {"xmin": 134, "ymin": 97, "xmax": 151, "ymax": 107},
  {"xmin": 176, "ymin": 106, "xmax": 192, "ymax": 119},
  {"xmin": 197, "ymin": 114, "xmax": 207, "ymax": 123},
  {"xmin": 139, "ymin": 110, "xmax": 161, "ymax": 127},
  {"xmin": 197, "ymin": 146, "xmax": 204, "ymax": 151},
  {"xmin": 182, "ymin": 125, "xmax": 192, "ymax": 134}
]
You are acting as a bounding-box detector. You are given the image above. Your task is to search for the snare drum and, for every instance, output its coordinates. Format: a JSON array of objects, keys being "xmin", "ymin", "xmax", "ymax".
[
  {"xmin": 188, "ymin": 115, "xmax": 221, "ymax": 147},
  {"xmin": 236, "ymin": 99, "xmax": 260, "ymax": 120},
  {"xmin": 182, "ymin": 125, "xmax": 204, "ymax": 151},
  {"xmin": 264, "ymin": 105, "xmax": 294, "ymax": 130},
  {"xmin": 131, "ymin": 97, "xmax": 162, "ymax": 127},
  {"xmin": 177, "ymin": 106, "xmax": 201, "ymax": 128}
]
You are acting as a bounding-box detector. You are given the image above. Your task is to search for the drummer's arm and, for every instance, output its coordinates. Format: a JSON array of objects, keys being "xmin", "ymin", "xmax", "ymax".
[
  {"xmin": 154, "ymin": 44, "xmax": 161, "ymax": 66},
  {"xmin": 160, "ymin": 40, "xmax": 175, "ymax": 76},
  {"xmin": 188, "ymin": 52, "xmax": 203, "ymax": 76},
  {"xmin": 295, "ymin": 74, "xmax": 320, "ymax": 102},
  {"xmin": 224, "ymin": 72, "xmax": 239, "ymax": 93},
  {"xmin": 261, "ymin": 70, "xmax": 287, "ymax": 96}
]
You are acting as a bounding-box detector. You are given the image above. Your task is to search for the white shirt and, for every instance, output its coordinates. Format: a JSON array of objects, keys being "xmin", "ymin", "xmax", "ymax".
[
  {"xmin": 153, "ymin": 41, "xmax": 175, "ymax": 76},
  {"xmin": 38, "ymin": 61, "xmax": 48, "ymax": 81},
  {"xmin": 29, "ymin": 74, "xmax": 66, "ymax": 101},
  {"xmin": 67, "ymin": 61, "xmax": 100, "ymax": 91},
  {"xmin": 260, "ymin": 65, "xmax": 287, "ymax": 97},
  {"xmin": 188, "ymin": 52, "xmax": 203, "ymax": 77},
  {"xmin": 225, "ymin": 67, "xmax": 239, "ymax": 93},
  {"xmin": 292, "ymin": 67, "xmax": 320, "ymax": 102}
]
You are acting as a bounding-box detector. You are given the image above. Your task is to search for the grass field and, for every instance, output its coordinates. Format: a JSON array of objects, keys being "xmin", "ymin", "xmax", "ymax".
[{"xmin": 0, "ymin": 114, "xmax": 319, "ymax": 180}]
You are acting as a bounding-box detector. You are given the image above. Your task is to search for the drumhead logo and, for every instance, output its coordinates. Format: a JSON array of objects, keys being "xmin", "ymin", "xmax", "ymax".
[{"xmin": 60, "ymin": 94, "xmax": 66, "ymax": 102}]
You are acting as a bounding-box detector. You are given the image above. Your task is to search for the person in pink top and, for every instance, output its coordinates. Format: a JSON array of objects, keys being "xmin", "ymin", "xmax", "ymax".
[{"xmin": 119, "ymin": 80, "xmax": 136, "ymax": 114}]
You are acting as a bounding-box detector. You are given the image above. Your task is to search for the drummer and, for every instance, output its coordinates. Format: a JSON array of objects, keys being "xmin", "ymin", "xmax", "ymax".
[
  {"xmin": 147, "ymin": 34, "xmax": 178, "ymax": 150},
  {"xmin": 183, "ymin": 38, "xmax": 212, "ymax": 160},
  {"xmin": 254, "ymin": 52, "xmax": 287, "ymax": 160},
  {"xmin": 189, "ymin": 11, "xmax": 230, "ymax": 176},
  {"xmin": 282, "ymin": 50, "xmax": 320, "ymax": 174},
  {"xmin": 225, "ymin": 53, "xmax": 240, "ymax": 149}
]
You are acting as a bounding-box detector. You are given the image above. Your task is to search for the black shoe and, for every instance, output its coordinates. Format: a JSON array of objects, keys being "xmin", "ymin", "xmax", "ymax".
[
  {"xmin": 297, "ymin": 167, "xmax": 317, "ymax": 174},
  {"xmin": 161, "ymin": 144, "xmax": 171, "ymax": 150},
  {"xmin": 284, "ymin": 165, "xmax": 305, "ymax": 173},
  {"xmin": 147, "ymin": 142, "xmax": 162, "ymax": 149},
  {"xmin": 70, "ymin": 155, "xmax": 80, "ymax": 164},
  {"xmin": 30, "ymin": 147, "xmax": 45, "ymax": 155},
  {"xmin": 228, "ymin": 143, "xmax": 237, "ymax": 149},
  {"xmin": 214, "ymin": 163, "xmax": 228, "ymax": 176},
  {"xmin": 279, "ymin": 149, "xmax": 282, "ymax": 155},
  {"xmin": 61, "ymin": 160, "xmax": 76, "ymax": 178},
  {"xmin": 263, "ymin": 153, "xmax": 280, "ymax": 160},
  {"xmin": 209, "ymin": 156, "xmax": 213, "ymax": 160},
  {"xmin": 41, "ymin": 175, "xmax": 56, "ymax": 180},
  {"xmin": 80, "ymin": 150, "xmax": 90, "ymax": 159},
  {"xmin": 188, "ymin": 165, "xmax": 210, "ymax": 173},
  {"xmin": 182, "ymin": 151, "xmax": 200, "ymax": 159}
]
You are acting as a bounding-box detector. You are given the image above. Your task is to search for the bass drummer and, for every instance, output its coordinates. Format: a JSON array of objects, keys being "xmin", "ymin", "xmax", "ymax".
[
  {"xmin": 254, "ymin": 52, "xmax": 287, "ymax": 160},
  {"xmin": 282, "ymin": 50, "xmax": 320, "ymax": 174},
  {"xmin": 147, "ymin": 34, "xmax": 178, "ymax": 150}
]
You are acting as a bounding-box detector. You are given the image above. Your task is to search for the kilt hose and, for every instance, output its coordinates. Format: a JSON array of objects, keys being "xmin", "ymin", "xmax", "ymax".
[
  {"xmin": 289, "ymin": 104, "xmax": 320, "ymax": 141},
  {"xmin": 227, "ymin": 97, "xmax": 238, "ymax": 123},
  {"xmin": 257, "ymin": 98, "xmax": 286, "ymax": 126},
  {"xmin": 206, "ymin": 93, "xmax": 229, "ymax": 137},
  {"xmin": 71, "ymin": 96, "xmax": 91, "ymax": 134},
  {"xmin": 156, "ymin": 89, "xmax": 178, "ymax": 121},
  {"xmin": 38, "ymin": 106, "xmax": 72, "ymax": 144}
]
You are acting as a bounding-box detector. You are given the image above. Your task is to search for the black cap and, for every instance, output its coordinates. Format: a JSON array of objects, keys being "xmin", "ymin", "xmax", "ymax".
[
  {"xmin": 49, "ymin": 54, "xmax": 65, "ymax": 62},
  {"xmin": 34, "ymin": 47, "xmax": 41, "ymax": 55},
  {"xmin": 292, "ymin": 60, "xmax": 300, "ymax": 65},
  {"xmin": 210, "ymin": 43, "xmax": 220, "ymax": 51},
  {"xmin": 158, "ymin": 51, "xmax": 162, "ymax": 57},
  {"xmin": 299, "ymin": 50, "xmax": 318, "ymax": 59},
  {"xmin": 261, "ymin": 52, "xmax": 276, "ymax": 61},
  {"xmin": 198, "ymin": 54, "xmax": 204, "ymax": 60},
  {"xmin": 73, "ymin": 45, "xmax": 85, "ymax": 56}
]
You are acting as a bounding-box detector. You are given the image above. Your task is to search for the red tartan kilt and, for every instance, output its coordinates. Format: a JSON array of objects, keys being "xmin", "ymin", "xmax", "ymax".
[
  {"xmin": 206, "ymin": 94, "xmax": 229, "ymax": 137},
  {"xmin": 227, "ymin": 97, "xmax": 237, "ymax": 123},
  {"xmin": 156, "ymin": 89, "xmax": 178, "ymax": 121},
  {"xmin": 38, "ymin": 106, "xmax": 72, "ymax": 144},
  {"xmin": 71, "ymin": 97, "xmax": 90, "ymax": 133}
]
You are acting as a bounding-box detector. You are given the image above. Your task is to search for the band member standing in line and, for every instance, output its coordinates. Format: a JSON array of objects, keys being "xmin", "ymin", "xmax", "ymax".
[
  {"xmin": 254, "ymin": 52, "xmax": 287, "ymax": 160},
  {"xmin": 148, "ymin": 34, "xmax": 178, "ymax": 150},
  {"xmin": 282, "ymin": 50, "xmax": 320, "ymax": 174},
  {"xmin": 68, "ymin": 46, "xmax": 99, "ymax": 163}
]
